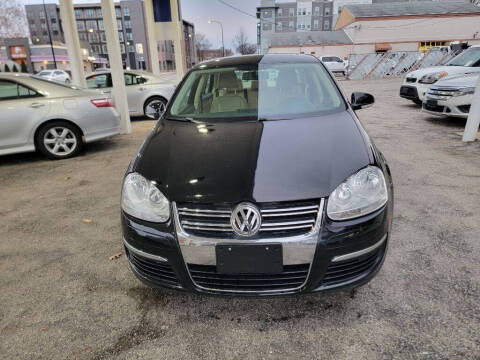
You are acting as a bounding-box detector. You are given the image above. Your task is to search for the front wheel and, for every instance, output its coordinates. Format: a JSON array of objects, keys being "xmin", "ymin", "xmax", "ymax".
[
  {"xmin": 143, "ymin": 97, "xmax": 167, "ymax": 119},
  {"xmin": 36, "ymin": 121, "xmax": 83, "ymax": 159}
]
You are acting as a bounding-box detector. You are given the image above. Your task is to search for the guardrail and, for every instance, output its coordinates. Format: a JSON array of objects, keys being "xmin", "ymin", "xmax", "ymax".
[{"xmin": 346, "ymin": 50, "xmax": 462, "ymax": 80}]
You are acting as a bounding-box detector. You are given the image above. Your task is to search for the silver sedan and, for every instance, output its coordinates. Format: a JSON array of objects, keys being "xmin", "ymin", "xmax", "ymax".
[
  {"xmin": 0, "ymin": 73, "xmax": 120, "ymax": 159},
  {"xmin": 85, "ymin": 70, "xmax": 177, "ymax": 119}
]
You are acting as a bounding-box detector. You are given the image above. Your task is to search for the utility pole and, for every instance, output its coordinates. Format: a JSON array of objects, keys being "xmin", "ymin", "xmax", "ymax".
[{"xmin": 43, "ymin": 0, "xmax": 57, "ymax": 69}]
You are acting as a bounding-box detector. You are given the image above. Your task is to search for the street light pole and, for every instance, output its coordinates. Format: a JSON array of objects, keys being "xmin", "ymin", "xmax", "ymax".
[
  {"xmin": 208, "ymin": 20, "xmax": 224, "ymax": 57},
  {"xmin": 43, "ymin": 0, "xmax": 57, "ymax": 69}
]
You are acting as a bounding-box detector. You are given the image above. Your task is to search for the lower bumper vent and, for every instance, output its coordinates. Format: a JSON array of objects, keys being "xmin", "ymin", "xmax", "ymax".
[
  {"xmin": 126, "ymin": 248, "xmax": 180, "ymax": 287},
  {"xmin": 187, "ymin": 263, "xmax": 310, "ymax": 292},
  {"xmin": 322, "ymin": 245, "xmax": 384, "ymax": 286}
]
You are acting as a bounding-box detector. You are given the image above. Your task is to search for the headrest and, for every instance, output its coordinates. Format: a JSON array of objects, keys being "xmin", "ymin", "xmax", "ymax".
[{"xmin": 218, "ymin": 71, "xmax": 240, "ymax": 89}]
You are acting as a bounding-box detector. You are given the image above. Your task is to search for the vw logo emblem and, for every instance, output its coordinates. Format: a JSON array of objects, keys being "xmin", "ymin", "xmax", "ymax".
[{"xmin": 231, "ymin": 203, "xmax": 262, "ymax": 237}]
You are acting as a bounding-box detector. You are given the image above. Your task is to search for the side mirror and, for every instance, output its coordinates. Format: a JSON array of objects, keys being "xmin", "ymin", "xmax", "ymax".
[{"xmin": 351, "ymin": 92, "xmax": 374, "ymax": 110}]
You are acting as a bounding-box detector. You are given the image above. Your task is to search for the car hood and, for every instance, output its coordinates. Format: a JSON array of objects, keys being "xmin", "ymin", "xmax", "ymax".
[
  {"xmin": 431, "ymin": 74, "xmax": 479, "ymax": 89},
  {"xmin": 134, "ymin": 111, "xmax": 371, "ymax": 204},
  {"xmin": 407, "ymin": 66, "xmax": 480, "ymax": 79}
]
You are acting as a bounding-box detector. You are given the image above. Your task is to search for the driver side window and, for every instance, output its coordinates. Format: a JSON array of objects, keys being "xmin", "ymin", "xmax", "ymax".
[{"xmin": 86, "ymin": 74, "xmax": 111, "ymax": 88}]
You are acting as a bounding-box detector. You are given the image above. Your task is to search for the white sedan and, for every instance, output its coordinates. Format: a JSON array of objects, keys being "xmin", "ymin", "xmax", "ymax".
[
  {"xmin": 37, "ymin": 69, "xmax": 71, "ymax": 83},
  {"xmin": 320, "ymin": 56, "xmax": 346, "ymax": 76},
  {"xmin": 0, "ymin": 73, "xmax": 120, "ymax": 159},
  {"xmin": 86, "ymin": 70, "xmax": 176, "ymax": 119}
]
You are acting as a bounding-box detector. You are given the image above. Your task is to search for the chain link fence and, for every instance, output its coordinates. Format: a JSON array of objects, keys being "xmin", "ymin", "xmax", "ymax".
[{"xmin": 346, "ymin": 49, "xmax": 462, "ymax": 80}]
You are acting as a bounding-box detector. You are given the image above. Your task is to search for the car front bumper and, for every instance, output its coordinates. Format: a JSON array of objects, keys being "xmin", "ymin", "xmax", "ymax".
[
  {"xmin": 400, "ymin": 82, "xmax": 430, "ymax": 102},
  {"xmin": 422, "ymin": 96, "xmax": 472, "ymax": 119},
  {"xmin": 121, "ymin": 197, "xmax": 393, "ymax": 296}
]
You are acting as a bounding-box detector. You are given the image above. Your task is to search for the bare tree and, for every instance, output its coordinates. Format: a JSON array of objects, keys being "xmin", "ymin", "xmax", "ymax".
[
  {"xmin": 233, "ymin": 28, "xmax": 257, "ymax": 55},
  {"xmin": 195, "ymin": 33, "xmax": 212, "ymax": 61},
  {"xmin": 0, "ymin": 0, "xmax": 29, "ymax": 39}
]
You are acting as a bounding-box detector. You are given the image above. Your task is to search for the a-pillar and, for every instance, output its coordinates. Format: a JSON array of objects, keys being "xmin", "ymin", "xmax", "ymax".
[
  {"xmin": 59, "ymin": 0, "xmax": 86, "ymax": 88},
  {"xmin": 100, "ymin": 0, "xmax": 131, "ymax": 134}
]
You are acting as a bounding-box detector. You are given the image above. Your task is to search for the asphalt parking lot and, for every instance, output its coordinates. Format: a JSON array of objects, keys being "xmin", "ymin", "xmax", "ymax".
[{"xmin": 1, "ymin": 78, "xmax": 479, "ymax": 359}]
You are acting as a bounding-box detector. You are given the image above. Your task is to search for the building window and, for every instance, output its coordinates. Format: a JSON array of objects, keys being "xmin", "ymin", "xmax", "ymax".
[
  {"xmin": 78, "ymin": 32, "xmax": 87, "ymax": 41},
  {"xmin": 263, "ymin": 22, "xmax": 272, "ymax": 31},
  {"xmin": 125, "ymin": 20, "xmax": 131, "ymax": 29},
  {"xmin": 314, "ymin": 6, "xmax": 320, "ymax": 16},
  {"xmin": 98, "ymin": 20, "xmax": 104, "ymax": 30},
  {"xmin": 277, "ymin": 8, "xmax": 283, "ymax": 16},
  {"xmin": 53, "ymin": 30, "xmax": 59, "ymax": 36},
  {"xmin": 126, "ymin": 32, "xmax": 133, "ymax": 41},
  {"xmin": 115, "ymin": 7, "xmax": 121, "ymax": 18},
  {"xmin": 51, "ymin": 17, "xmax": 57, "ymax": 24},
  {"xmin": 263, "ymin": 10, "xmax": 272, "ymax": 18},
  {"xmin": 120, "ymin": 43, "xmax": 126, "ymax": 54},
  {"xmin": 277, "ymin": 22, "xmax": 282, "ymax": 31},
  {"xmin": 75, "ymin": 9, "xmax": 83, "ymax": 19},
  {"xmin": 289, "ymin": 8, "xmax": 294, "ymax": 17},
  {"xmin": 118, "ymin": 32, "xmax": 124, "ymax": 42},
  {"xmin": 323, "ymin": 19, "xmax": 330, "ymax": 30},
  {"xmin": 96, "ymin": 9, "xmax": 103, "ymax": 17},
  {"xmin": 86, "ymin": 20, "xmax": 97, "ymax": 31},
  {"xmin": 298, "ymin": 8, "xmax": 301, "ymax": 15},
  {"xmin": 100, "ymin": 32, "xmax": 106, "ymax": 42},
  {"xmin": 51, "ymin": 23, "xmax": 58, "ymax": 31},
  {"xmin": 91, "ymin": 44, "xmax": 101, "ymax": 54},
  {"xmin": 123, "ymin": 7, "xmax": 130, "ymax": 16},
  {"xmin": 313, "ymin": 19, "xmax": 319, "ymax": 29},
  {"xmin": 324, "ymin": 7, "xmax": 331, "ymax": 16},
  {"xmin": 117, "ymin": 19, "xmax": 123, "ymax": 30},
  {"xmin": 128, "ymin": 45, "xmax": 135, "ymax": 53},
  {"xmin": 307, "ymin": 24, "xmax": 310, "ymax": 29},
  {"xmin": 39, "ymin": 10, "xmax": 45, "ymax": 18},
  {"xmin": 102, "ymin": 44, "xmax": 108, "ymax": 54},
  {"xmin": 289, "ymin": 21, "xmax": 294, "ymax": 29},
  {"xmin": 89, "ymin": 32, "xmax": 99, "ymax": 42},
  {"xmin": 85, "ymin": 9, "xmax": 95, "ymax": 18}
]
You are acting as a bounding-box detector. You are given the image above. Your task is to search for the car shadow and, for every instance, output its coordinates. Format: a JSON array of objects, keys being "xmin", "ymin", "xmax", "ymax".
[{"xmin": 423, "ymin": 115, "xmax": 467, "ymax": 129}]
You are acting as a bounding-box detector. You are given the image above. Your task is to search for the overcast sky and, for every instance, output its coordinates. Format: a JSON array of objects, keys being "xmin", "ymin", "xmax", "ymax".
[{"xmin": 22, "ymin": 0, "xmax": 261, "ymax": 51}]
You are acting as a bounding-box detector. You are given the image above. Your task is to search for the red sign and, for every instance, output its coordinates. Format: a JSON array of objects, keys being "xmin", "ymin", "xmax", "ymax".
[{"xmin": 10, "ymin": 46, "xmax": 27, "ymax": 59}]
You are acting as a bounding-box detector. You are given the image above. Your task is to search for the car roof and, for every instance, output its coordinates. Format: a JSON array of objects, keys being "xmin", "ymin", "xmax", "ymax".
[{"xmin": 192, "ymin": 54, "xmax": 319, "ymax": 70}]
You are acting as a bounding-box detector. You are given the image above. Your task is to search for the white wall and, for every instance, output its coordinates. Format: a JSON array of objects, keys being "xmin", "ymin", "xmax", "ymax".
[{"xmin": 344, "ymin": 16, "xmax": 480, "ymax": 46}]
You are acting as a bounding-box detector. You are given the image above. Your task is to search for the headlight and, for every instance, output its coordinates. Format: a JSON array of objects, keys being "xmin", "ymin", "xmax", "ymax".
[
  {"xmin": 452, "ymin": 87, "xmax": 475, "ymax": 97},
  {"xmin": 121, "ymin": 172, "xmax": 170, "ymax": 222},
  {"xmin": 327, "ymin": 166, "xmax": 388, "ymax": 221},
  {"xmin": 419, "ymin": 71, "xmax": 448, "ymax": 84}
]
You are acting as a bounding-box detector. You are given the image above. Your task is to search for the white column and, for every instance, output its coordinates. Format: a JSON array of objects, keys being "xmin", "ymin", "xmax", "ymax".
[
  {"xmin": 59, "ymin": 0, "xmax": 86, "ymax": 88},
  {"xmin": 462, "ymin": 75, "xmax": 480, "ymax": 142},
  {"xmin": 171, "ymin": 0, "xmax": 187, "ymax": 80},
  {"xmin": 101, "ymin": 0, "xmax": 131, "ymax": 134},
  {"xmin": 143, "ymin": 0, "xmax": 161, "ymax": 75}
]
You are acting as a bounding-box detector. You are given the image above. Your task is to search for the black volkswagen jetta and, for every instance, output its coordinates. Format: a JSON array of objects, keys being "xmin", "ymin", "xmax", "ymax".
[{"xmin": 121, "ymin": 54, "xmax": 393, "ymax": 296}]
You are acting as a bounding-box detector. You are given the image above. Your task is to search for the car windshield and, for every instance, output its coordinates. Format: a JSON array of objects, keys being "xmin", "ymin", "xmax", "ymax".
[
  {"xmin": 323, "ymin": 57, "xmax": 341, "ymax": 62},
  {"xmin": 446, "ymin": 47, "xmax": 480, "ymax": 67},
  {"xmin": 167, "ymin": 60, "xmax": 344, "ymax": 122}
]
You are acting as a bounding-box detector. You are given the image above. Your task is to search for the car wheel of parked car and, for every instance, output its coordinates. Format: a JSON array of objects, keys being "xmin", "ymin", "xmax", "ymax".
[
  {"xmin": 36, "ymin": 121, "xmax": 83, "ymax": 159},
  {"xmin": 65, "ymin": 79, "xmax": 70, "ymax": 84},
  {"xmin": 144, "ymin": 97, "xmax": 167, "ymax": 119}
]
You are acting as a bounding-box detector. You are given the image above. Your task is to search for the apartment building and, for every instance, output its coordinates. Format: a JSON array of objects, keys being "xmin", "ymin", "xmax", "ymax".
[
  {"xmin": 25, "ymin": 1, "xmax": 197, "ymax": 72},
  {"xmin": 256, "ymin": 0, "xmax": 334, "ymax": 54}
]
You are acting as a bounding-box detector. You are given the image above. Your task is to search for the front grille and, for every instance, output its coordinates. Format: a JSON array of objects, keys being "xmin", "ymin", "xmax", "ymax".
[
  {"xmin": 188, "ymin": 263, "xmax": 309, "ymax": 292},
  {"xmin": 424, "ymin": 103, "xmax": 445, "ymax": 113},
  {"xmin": 322, "ymin": 246, "xmax": 384, "ymax": 286},
  {"xmin": 399, "ymin": 86, "xmax": 418, "ymax": 98},
  {"xmin": 126, "ymin": 248, "xmax": 180, "ymax": 287},
  {"xmin": 458, "ymin": 105, "xmax": 471, "ymax": 113},
  {"xmin": 406, "ymin": 77, "xmax": 417, "ymax": 83},
  {"xmin": 177, "ymin": 199, "xmax": 321, "ymax": 238},
  {"xmin": 427, "ymin": 88, "xmax": 459, "ymax": 100}
]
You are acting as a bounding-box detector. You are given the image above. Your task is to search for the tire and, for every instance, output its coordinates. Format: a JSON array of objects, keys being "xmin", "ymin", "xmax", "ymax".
[
  {"xmin": 143, "ymin": 96, "xmax": 167, "ymax": 119},
  {"xmin": 65, "ymin": 78, "xmax": 70, "ymax": 84},
  {"xmin": 36, "ymin": 121, "xmax": 83, "ymax": 159}
]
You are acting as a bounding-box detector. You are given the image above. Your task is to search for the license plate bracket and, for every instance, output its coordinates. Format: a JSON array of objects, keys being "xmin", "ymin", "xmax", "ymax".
[{"xmin": 216, "ymin": 244, "xmax": 283, "ymax": 274}]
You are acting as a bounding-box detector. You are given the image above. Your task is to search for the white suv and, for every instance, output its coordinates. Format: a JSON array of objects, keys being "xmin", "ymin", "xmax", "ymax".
[
  {"xmin": 400, "ymin": 45, "xmax": 480, "ymax": 104},
  {"xmin": 36, "ymin": 69, "xmax": 71, "ymax": 83},
  {"xmin": 320, "ymin": 56, "xmax": 346, "ymax": 76}
]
